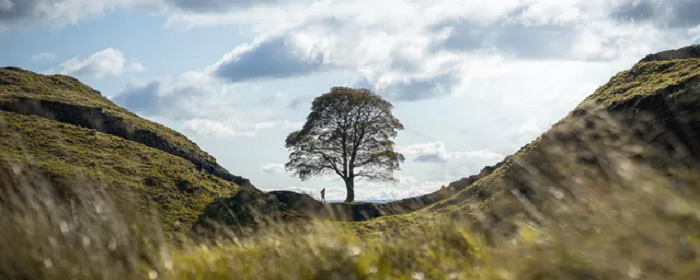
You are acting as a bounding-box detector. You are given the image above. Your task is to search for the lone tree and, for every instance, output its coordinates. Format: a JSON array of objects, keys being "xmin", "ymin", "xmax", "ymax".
[{"xmin": 285, "ymin": 87, "xmax": 405, "ymax": 203}]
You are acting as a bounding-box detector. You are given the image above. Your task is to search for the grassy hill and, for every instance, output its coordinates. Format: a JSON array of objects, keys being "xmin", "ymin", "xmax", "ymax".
[
  {"xmin": 0, "ymin": 67, "xmax": 251, "ymax": 187},
  {"xmin": 427, "ymin": 45, "xmax": 700, "ymax": 226},
  {"xmin": 0, "ymin": 67, "xmax": 250, "ymax": 238}
]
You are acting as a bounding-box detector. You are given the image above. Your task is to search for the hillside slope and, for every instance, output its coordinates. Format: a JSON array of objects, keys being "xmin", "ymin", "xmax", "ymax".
[
  {"xmin": 349, "ymin": 46, "xmax": 700, "ymax": 242},
  {"xmin": 417, "ymin": 45, "xmax": 700, "ymax": 239},
  {"xmin": 0, "ymin": 67, "xmax": 251, "ymax": 187},
  {"xmin": 0, "ymin": 68, "xmax": 252, "ymax": 237}
]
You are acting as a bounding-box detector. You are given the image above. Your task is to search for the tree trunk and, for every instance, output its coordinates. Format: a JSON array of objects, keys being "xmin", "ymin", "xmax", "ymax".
[{"xmin": 344, "ymin": 178, "xmax": 355, "ymax": 203}]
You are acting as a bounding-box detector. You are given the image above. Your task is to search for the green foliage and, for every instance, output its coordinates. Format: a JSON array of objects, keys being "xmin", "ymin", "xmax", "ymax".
[{"xmin": 285, "ymin": 87, "xmax": 405, "ymax": 202}]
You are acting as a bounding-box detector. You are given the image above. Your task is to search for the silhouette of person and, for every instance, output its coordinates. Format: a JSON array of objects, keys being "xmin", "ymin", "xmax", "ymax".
[{"xmin": 321, "ymin": 188, "xmax": 326, "ymax": 203}]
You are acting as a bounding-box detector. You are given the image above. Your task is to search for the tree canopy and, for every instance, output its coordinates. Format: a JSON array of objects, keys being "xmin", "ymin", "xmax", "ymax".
[{"xmin": 285, "ymin": 87, "xmax": 405, "ymax": 203}]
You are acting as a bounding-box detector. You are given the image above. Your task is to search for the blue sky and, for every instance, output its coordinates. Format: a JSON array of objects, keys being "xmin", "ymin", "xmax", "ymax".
[{"xmin": 1, "ymin": 0, "xmax": 699, "ymax": 201}]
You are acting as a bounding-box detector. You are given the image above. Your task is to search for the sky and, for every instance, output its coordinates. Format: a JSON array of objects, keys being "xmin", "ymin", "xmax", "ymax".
[{"xmin": 1, "ymin": 0, "xmax": 699, "ymax": 201}]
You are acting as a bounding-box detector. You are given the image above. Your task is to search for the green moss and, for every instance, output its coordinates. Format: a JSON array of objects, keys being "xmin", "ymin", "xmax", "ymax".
[{"xmin": 0, "ymin": 111, "xmax": 237, "ymax": 238}]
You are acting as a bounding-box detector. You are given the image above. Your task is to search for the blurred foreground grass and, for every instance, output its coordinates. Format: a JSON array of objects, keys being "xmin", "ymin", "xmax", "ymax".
[{"xmin": 3, "ymin": 157, "xmax": 700, "ymax": 280}]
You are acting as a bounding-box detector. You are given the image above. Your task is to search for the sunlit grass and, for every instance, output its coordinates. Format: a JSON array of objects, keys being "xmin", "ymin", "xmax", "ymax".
[
  {"xmin": 3, "ymin": 153, "xmax": 700, "ymax": 280},
  {"xmin": 0, "ymin": 111, "xmax": 237, "ymax": 238},
  {"xmin": 0, "ymin": 66, "xmax": 223, "ymax": 179}
]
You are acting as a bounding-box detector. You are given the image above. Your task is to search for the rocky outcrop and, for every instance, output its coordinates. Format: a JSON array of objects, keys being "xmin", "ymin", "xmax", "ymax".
[
  {"xmin": 192, "ymin": 189, "xmax": 309, "ymax": 238},
  {"xmin": 270, "ymin": 190, "xmax": 387, "ymax": 221}
]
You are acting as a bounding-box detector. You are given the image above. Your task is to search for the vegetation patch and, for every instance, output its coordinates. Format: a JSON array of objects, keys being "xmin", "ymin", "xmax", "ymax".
[
  {"xmin": 0, "ymin": 67, "xmax": 250, "ymax": 186},
  {"xmin": 0, "ymin": 111, "xmax": 238, "ymax": 237}
]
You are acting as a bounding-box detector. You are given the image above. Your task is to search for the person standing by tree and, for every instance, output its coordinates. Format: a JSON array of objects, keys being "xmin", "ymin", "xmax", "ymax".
[
  {"xmin": 285, "ymin": 87, "xmax": 405, "ymax": 203},
  {"xmin": 321, "ymin": 188, "xmax": 326, "ymax": 203}
]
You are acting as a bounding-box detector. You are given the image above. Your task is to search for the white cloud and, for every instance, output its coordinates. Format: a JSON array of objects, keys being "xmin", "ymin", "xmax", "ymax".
[
  {"xmin": 211, "ymin": 36, "xmax": 328, "ymax": 83},
  {"xmin": 354, "ymin": 180, "xmax": 450, "ymax": 201},
  {"xmin": 30, "ymin": 52, "xmax": 55, "ymax": 62},
  {"xmin": 162, "ymin": 0, "xmax": 298, "ymax": 13},
  {"xmin": 397, "ymin": 142, "xmax": 505, "ymax": 163},
  {"xmin": 112, "ymin": 70, "xmax": 305, "ymax": 139},
  {"xmin": 127, "ymin": 61, "xmax": 146, "ymax": 72},
  {"xmin": 46, "ymin": 48, "xmax": 143, "ymax": 78},
  {"xmin": 170, "ymin": 0, "xmax": 699, "ymax": 101},
  {"xmin": 111, "ymin": 72, "xmax": 236, "ymax": 120},
  {"xmin": 17, "ymin": 1, "xmax": 697, "ymax": 103},
  {"xmin": 320, "ymin": 174, "xmax": 343, "ymax": 182},
  {"xmin": 397, "ymin": 176, "xmax": 418, "ymax": 184},
  {"xmin": 0, "ymin": 0, "xmax": 131, "ymax": 31},
  {"xmin": 0, "ymin": 0, "xmax": 13, "ymax": 12},
  {"xmin": 261, "ymin": 163, "xmax": 287, "ymax": 174},
  {"xmin": 181, "ymin": 118, "xmax": 302, "ymax": 138},
  {"xmin": 517, "ymin": 118, "xmax": 545, "ymax": 135}
]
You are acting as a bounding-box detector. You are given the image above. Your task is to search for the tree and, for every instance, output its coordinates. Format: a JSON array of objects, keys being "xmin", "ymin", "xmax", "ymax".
[{"xmin": 285, "ymin": 87, "xmax": 405, "ymax": 203}]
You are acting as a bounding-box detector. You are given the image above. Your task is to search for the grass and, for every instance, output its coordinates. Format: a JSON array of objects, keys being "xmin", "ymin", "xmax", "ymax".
[
  {"xmin": 0, "ymin": 67, "xmax": 219, "ymax": 170},
  {"xmin": 3, "ymin": 158, "xmax": 700, "ymax": 280},
  {"xmin": 0, "ymin": 111, "xmax": 238, "ymax": 238},
  {"xmin": 578, "ymin": 58, "xmax": 700, "ymax": 110},
  {"xmin": 418, "ymin": 57, "xmax": 700, "ymax": 217}
]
